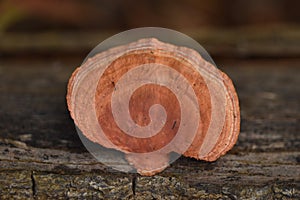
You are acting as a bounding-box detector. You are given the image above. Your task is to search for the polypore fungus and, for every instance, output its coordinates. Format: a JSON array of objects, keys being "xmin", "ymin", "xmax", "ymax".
[{"xmin": 67, "ymin": 38, "xmax": 240, "ymax": 176}]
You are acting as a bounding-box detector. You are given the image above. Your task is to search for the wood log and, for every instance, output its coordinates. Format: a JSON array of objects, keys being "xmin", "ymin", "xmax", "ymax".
[{"xmin": 0, "ymin": 31, "xmax": 299, "ymax": 199}]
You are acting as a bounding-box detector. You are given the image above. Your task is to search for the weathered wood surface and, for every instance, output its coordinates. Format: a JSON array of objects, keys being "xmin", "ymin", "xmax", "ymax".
[{"xmin": 0, "ymin": 56, "xmax": 299, "ymax": 199}]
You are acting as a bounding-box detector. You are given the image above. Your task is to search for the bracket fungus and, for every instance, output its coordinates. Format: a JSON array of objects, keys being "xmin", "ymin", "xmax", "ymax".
[{"xmin": 67, "ymin": 38, "xmax": 240, "ymax": 176}]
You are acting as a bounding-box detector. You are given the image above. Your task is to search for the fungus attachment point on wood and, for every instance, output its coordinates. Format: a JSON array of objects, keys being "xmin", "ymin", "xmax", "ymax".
[{"xmin": 67, "ymin": 38, "xmax": 240, "ymax": 176}]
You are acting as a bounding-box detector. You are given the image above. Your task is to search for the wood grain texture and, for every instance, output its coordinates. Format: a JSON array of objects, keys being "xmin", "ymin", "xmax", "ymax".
[{"xmin": 0, "ymin": 56, "xmax": 299, "ymax": 198}]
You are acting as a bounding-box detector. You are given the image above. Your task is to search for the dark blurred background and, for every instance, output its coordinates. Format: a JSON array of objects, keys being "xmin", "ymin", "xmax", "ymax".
[
  {"xmin": 1, "ymin": 0, "xmax": 300, "ymax": 31},
  {"xmin": 0, "ymin": 0, "xmax": 299, "ymax": 60}
]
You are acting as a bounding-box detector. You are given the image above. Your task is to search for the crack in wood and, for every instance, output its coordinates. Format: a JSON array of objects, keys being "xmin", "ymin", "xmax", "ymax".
[
  {"xmin": 31, "ymin": 171, "xmax": 36, "ymax": 198},
  {"xmin": 132, "ymin": 175, "xmax": 137, "ymax": 196}
]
